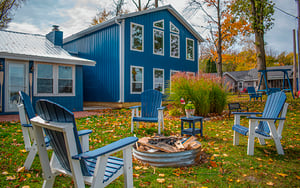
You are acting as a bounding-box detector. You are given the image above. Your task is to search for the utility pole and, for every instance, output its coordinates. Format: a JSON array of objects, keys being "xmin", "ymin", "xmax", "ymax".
[{"xmin": 293, "ymin": 30, "xmax": 297, "ymax": 96}]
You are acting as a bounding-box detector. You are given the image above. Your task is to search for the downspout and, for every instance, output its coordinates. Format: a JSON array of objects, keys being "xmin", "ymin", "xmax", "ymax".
[{"xmin": 115, "ymin": 18, "xmax": 125, "ymax": 102}]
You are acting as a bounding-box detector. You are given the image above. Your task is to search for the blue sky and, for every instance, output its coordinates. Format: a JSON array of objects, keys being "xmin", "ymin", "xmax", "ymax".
[{"xmin": 7, "ymin": 0, "xmax": 298, "ymax": 54}]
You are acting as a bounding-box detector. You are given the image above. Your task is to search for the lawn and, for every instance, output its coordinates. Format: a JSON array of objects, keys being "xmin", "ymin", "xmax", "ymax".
[{"xmin": 0, "ymin": 94, "xmax": 299, "ymax": 187}]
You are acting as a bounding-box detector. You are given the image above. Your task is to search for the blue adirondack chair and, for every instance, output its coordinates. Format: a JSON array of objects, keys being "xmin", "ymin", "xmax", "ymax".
[
  {"xmin": 130, "ymin": 89, "xmax": 165, "ymax": 134},
  {"xmin": 232, "ymin": 91, "xmax": 288, "ymax": 155},
  {"xmin": 31, "ymin": 99, "xmax": 138, "ymax": 187},
  {"xmin": 17, "ymin": 91, "xmax": 92, "ymax": 170},
  {"xmin": 247, "ymin": 86, "xmax": 262, "ymax": 101}
]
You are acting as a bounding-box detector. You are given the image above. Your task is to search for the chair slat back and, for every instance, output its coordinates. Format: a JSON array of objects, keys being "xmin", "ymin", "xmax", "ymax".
[
  {"xmin": 141, "ymin": 90, "xmax": 162, "ymax": 118},
  {"xmin": 19, "ymin": 91, "xmax": 35, "ymax": 120},
  {"xmin": 247, "ymin": 87, "xmax": 256, "ymax": 94},
  {"xmin": 35, "ymin": 99, "xmax": 91, "ymax": 176},
  {"xmin": 258, "ymin": 91, "xmax": 286, "ymax": 134}
]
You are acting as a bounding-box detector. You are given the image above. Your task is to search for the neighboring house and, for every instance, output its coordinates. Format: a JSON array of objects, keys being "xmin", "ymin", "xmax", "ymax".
[
  {"xmin": 0, "ymin": 27, "xmax": 95, "ymax": 114},
  {"xmin": 223, "ymin": 65, "xmax": 298, "ymax": 92},
  {"xmin": 63, "ymin": 5, "xmax": 204, "ymax": 103}
]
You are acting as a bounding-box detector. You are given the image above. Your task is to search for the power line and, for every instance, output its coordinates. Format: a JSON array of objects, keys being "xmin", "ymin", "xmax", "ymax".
[{"xmin": 274, "ymin": 6, "xmax": 297, "ymax": 19}]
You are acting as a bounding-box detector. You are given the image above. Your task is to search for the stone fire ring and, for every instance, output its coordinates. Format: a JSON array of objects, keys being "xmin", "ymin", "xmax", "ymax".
[{"xmin": 133, "ymin": 147, "xmax": 202, "ymax": 167}]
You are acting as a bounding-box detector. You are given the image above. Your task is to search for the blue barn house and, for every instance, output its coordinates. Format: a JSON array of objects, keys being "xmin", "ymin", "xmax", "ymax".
[
  {"xmin": 0, "ymin": 27, "xmax": 95, "ymax": 113},
  {"xmin": 63, "ymin": 5, "xmax": 204, "ymax": 104}
]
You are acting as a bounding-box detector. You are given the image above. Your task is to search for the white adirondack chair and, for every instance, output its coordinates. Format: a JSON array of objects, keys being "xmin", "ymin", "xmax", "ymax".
[
  {"xmin": 17, "ymin": 91, "xmax": 92, "ymax": 170},
  {"xmin": 31, "ymin": 99, "xmax": 138, "ymax": 188},
  {"xmin": 232, "ymin": 91, "xmax": 288, "ymax": 155}
]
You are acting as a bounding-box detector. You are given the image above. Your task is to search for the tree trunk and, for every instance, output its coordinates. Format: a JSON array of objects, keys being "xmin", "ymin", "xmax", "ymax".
[
  {"xmin": 216, "ymin": 0, "xmax": 223, "ymax": 82},
  {"xmin": 255, "ymin": 30, "xmax": 267, "ymax": 90},
  {"xmin": 155, "ymin": 0, "xmax": 158, "ymax": 8}
]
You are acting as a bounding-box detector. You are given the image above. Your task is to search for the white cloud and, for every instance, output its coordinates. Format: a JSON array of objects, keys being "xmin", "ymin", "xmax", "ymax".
[{"xmin": 7, "ymin": 22, "xmax": 48, "ymax": 35}]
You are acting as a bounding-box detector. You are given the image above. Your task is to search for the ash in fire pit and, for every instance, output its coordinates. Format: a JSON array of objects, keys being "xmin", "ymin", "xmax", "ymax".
[{"xmin": 133, "ymin": 136, "xmax": 203, "ymax": 167}]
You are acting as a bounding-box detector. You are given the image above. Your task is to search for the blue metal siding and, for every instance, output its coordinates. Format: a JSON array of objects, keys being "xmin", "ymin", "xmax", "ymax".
[
  {"xmin": 124, "ymin": 10, "xmax": 198, "ymax": 102},
  {"xmin": 32, "ymin": 65, "xmax": 83, "ymax": 112},
  {"xmin": 64, "ymin": 25, "xmax": 120, "ymax": 102}
]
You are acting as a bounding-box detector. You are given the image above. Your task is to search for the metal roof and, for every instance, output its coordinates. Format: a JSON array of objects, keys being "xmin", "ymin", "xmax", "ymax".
[
  {"xmin": 64, "ymin": 5, "xmax": 205, "ymax": 44},
  {"xmin": 0, "ymin": 30, "xmax": 95, "ymax": 66}
]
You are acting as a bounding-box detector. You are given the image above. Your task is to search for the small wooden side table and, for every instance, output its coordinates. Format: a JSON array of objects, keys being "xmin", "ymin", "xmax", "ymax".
[{"xmin": 180, "ymin": 116, "xmax": 204, "ymax": 136}]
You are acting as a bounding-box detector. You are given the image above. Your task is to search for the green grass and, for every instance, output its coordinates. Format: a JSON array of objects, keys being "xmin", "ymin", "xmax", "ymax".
[{"xmin": 0, "ymin": 95, "xmax": 299, "ymax": 187}]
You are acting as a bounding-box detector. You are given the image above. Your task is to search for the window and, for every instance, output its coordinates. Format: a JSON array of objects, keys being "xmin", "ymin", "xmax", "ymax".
[
  {"xmin": 170, "ymin": 22, "xmax": 179, "ymax": 33},
  {"xmin": 130, "ymin": 22, "xmax": 144, "ymax": 52},
  {"xmin": 153, "ymin": 29, "xmax": 164, "ymax": 55},
  {"xmin": 153, "ymin": 68, "xmax": 164, "ymax": 93},
  {"xmin": 131, "ymin": 66, "xmax": 144, "ymax": 94},
  {"xmin": 186, "ymin": 38, "xmax": 195, "ymax": 61},
  {"xmin": 35, "ymin": 63, "xmax": 75, "ymax": 96},
  {"xmin": 153, "ymin": 20, "xmax": 164, "ymax": 29},
  {"xmin": 58, "ymin": 66, "xmax": 73, "ymax": 93},
  {"xmin": 37, "ymin": 64, "xmax": 53, "ymax": 93},
  {"xmin": 170, "ymin": 33, "xmax": 179, "ymax": 58}
]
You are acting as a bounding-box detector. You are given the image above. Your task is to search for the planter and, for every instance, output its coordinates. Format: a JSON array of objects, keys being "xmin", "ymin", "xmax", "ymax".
[{"xmin": 185, "ymin": 109, "xmax": 195, "ymax": 118}]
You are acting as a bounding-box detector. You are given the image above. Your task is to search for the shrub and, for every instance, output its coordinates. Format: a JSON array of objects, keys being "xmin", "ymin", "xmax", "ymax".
[{"xmin": 166, "ymin": 72, "xmax": 227, "ymax": 116}]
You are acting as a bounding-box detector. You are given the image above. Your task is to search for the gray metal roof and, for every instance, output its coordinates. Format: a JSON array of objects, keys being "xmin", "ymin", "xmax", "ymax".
[
  {"xmin": 64, "ymin": 5, "xmax": 204, "ymax": 44},
  {"xmin": 0, "ymin": 30, "xmax": 95, "ymax": 66},
  {"xmin": 224, "ymin": 65, "xmax": 296, "ymax": 81}
]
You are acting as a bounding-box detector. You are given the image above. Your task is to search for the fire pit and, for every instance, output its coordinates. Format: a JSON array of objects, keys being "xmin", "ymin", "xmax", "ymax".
[{"xmin": 133, "ymin": 136, "xmax": 202, "ymax": 167}]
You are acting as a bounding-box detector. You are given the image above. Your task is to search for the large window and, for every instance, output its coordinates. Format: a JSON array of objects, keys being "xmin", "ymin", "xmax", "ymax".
[
  {"xmin": 153, "ymin": 29, "xmax": 164, "ymax": 55},
  {"xmin": 35, "ymin": 63, "xmax": 75, "ymax": 96},
  {"xmin": 131, "ymin": 66, "xmax": 144, "ymax": 94},
  {"xmin": 186, "ymin": 38, "xmax": 195, "ymax": 61},
  {"xmin": 153, "ymin": 68, "xmax": 164, "ymax": 93},
  {"xmin": 170, "ymin": 33, "xmax": 179, "ymax": 58},
  {"xmin": 130, "ymin": 22, "xmax": 144, "ymax": 52}
]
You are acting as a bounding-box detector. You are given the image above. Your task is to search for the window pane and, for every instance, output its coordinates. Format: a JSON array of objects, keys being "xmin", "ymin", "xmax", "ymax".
[
  {"xmin": 37, "ymin": 79, "xmax": 53, "ymax": 93},
  {"xmin": 37, "ymin": 64, "xmax": 53, "ymax": 93},
  {"xmin": 154, "ymin": 20, "xmax": 164, "ymax": 29},
  {"xmin": 131, "ymin": 24, "xmax": 143, "ymax": 51},
  {"xmin": 132, "ymin": 83, "xmax": 142, "ymax": 92},
  {"xmin": 154, "ymin": 69, "xmax": 164, "ymax": 92},
  {"xmin": 58, "ymin": 66, "xmax": 73, "ymax": 93},
  {"xmin": 59, "ymin": 80, "xmax": 73, "ymax": 93},
  {"xmin": 154, "ymin": 30, "xmax": 164, "ymax": 55},
  {"xmin": 132, "ymin": 67, "xmax": 142, "ymax": 82},
  {"xmin": 170, "ymin": 34, "xmax": 179, "ymax": 57},
  {"xmin": 170, "ymin": 22, "xmax": 179, "ymax": 33},
  {"xmin": 187, "ymin": 39, "xmax": 194, "ymax": 60},
  {"xmin": 38, "ymin": 64, "xmax": 52, "ymax": 79}
]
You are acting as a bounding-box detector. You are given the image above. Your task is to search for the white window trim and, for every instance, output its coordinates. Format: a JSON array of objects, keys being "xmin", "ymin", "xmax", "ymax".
[
  {"xmin": 186, "ymin": 38, "xmax": 195, "ymax": 61},
  {"xmin": 130, "ymin": 22, "xmax": 144, "ymax": 52},
  {"xmin": 153, "ymin": 19, "xmax": 164, "ymax": 29},
  {"xmin": 34, "ymin": 62, "xmax": 75, "ymax": 97},
  {"xmin": 153, "ymin": 68, "xmax": 165, "ymax": 94},
  {"xmin": 130, "ymin": 65, "xmax": 144, "ymax": 94},
  {"xmin": 153, "ymin": 29, "xmax": 164, "ymax": 56},
  {"xmin": 170, "ymin": 33, "xmax": 180, "ymax": 58},
  {"xmin": 169, "ymin": 21, "xmax": 179, "ymax": 34}
]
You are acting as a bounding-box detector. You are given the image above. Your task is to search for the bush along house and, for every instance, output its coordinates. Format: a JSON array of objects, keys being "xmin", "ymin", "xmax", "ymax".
[
  {"xmin": 63, "ymin": 5, "xmax": 204, "ymax": 104},
  {"xmin": 0, "ymin": 26, "xmax": 95, "ymax": 114}
]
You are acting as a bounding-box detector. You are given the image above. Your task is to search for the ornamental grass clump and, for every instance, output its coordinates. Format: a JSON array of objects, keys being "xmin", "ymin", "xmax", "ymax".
[{"xmin": 167, "ymin": 72, "xmax": 227, "ymax": 116}]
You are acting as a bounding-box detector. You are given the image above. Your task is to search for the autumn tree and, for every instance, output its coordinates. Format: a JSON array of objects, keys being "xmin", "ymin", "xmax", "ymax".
[
  {"xmin": 0, "ymin": 0, "xmax": 25, "ymax": 29},
  {"xmin": 187, "ymin": 0, "xmax": 250, "ymax": 80},
  {"xmin": 91, "ymin": 9, "xmax": 111, "ymax": 25},
  {"xmin": 232, "ymin": 0, "xmax": 275, "ymax": 89}
]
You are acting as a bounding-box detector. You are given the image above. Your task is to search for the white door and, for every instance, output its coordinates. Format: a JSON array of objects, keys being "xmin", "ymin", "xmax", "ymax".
[{"xmin": 5, "ymin": 60, "xmax": 29, "ymax": 112}]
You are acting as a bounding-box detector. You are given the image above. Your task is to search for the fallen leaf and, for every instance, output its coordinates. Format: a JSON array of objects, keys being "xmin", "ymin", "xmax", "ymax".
[
  {"xmin": 22, "ymin": 186, "xmax": 30, "ymax": 188},
  {"xmin": 157, "ymin": 178, "xmax": 165, "ymax": 183},
  {"xmin": 17, "ymin": 166, "xmax": 25, "ymax": 173},
  {"xmin": 133, "ymin": 173, "xmax": 140, "ymax": 178},
  {"xmin": 159, "ymin": 174, "xmax": 165, "ymax": 177},
  {"xmin": 276, "ymin": 173, "xmax": 288, "ymax": 177},
  {"xmin": 256, "ymin": 158, "xmax": 263, "ymax": 161},
  {"xmin": 26, "ymin": 173, "xmax": 31, "ymax": 178},
  {"xmin": 6, "ymin": 175, "xmax": 16, "ymax": 180},
  {"xmin": 2, "ymin": 171, "xmax": 8, "ymax": 175},
  {"xmin": 296, "ymin": 175, "xmax": 300, "ymax": 180},
  {"xmin": 223, "ymin": 153, "xmax": 228, "ymax": 157},
  {"xmin": 134, "ymin": 166, "xmax": 142, "ymax": 170},
  {"xmin": 266, "ymin": 182, "xmax": 274, "ymax": 186},
  {"xmin": 20, "ymin": 149, "xmax": 27, "ymax": 153},
  {"xmin": 236, "ymin": 179, "xmax": 241, "ymax": 183},
  {"xmin": 210, "ymin": 161, "xmax": 217, "ymax": 168}
]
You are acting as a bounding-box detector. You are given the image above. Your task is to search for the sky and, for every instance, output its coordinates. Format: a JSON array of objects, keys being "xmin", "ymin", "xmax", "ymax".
[{"xmin": 6, "ymin": 0, "xmax": 298, "ymax": 54}]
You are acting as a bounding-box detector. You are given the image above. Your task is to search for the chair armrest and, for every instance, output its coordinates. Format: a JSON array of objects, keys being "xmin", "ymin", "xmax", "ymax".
[
  {"xmin": 21, "ymin": 123, "xmax": 32, "ymax": 127},
  {"xmin": 72, "ymin": 137, "xmax": 138, "ymax": 160},
  {"xmin": 232, "ymin": 112, "xmax": 262, "ymax": 116},
  {"xmin": 78, "ymin": 129, "xmax": 92, "ymax": 137},
  {"xmin": 247, "ymin": 117, "xmax": 286, "ymax": 121},
  {"xmin": 157, "ymin": 107, "xmax": 165, "ymax": 110},
  {"xmin": 129, "ymin": 105, "xmax": 141, "ymax": 109}
]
